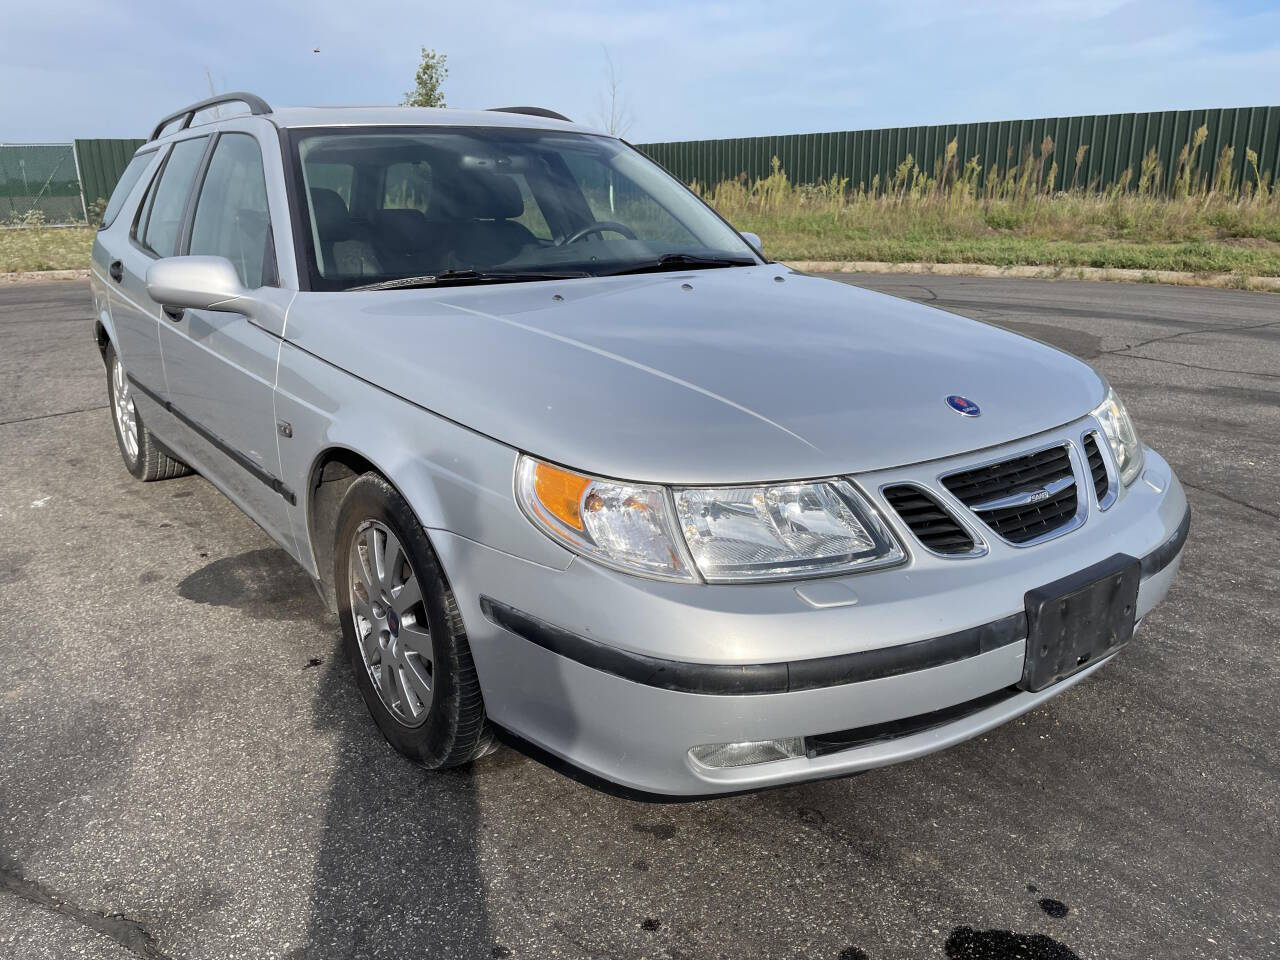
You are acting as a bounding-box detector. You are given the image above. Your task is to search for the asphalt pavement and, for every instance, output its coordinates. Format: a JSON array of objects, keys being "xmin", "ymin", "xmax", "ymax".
[{"xmin": 0, "ymin": 276, "xmax": 1276, "ymax": 960}]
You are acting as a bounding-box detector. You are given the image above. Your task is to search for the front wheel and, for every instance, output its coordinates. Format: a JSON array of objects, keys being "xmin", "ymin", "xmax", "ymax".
[{"xmin": 334, "ymin": 473, "xmax": 494, "ymax": 768}]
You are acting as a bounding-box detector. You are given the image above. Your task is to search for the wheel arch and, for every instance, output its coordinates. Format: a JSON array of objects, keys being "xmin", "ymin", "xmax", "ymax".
[
  {"xmin": 304, "ymin": 444, "xmax": 451, "ymax": 613},
  {"xmin": 94, "ymin": 310, "xmax": 116, "ymax": 366}
]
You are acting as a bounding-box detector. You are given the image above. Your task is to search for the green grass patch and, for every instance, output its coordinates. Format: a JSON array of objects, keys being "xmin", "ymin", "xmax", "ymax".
[{"xmin": 0, "ymin": 226, "xmax": 94, "ymax": 273}]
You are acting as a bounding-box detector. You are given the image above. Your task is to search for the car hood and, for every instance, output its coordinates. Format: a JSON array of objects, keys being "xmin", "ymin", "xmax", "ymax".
[{"xmin": 284, "ymin": 266, "xmax": 1105, "ymax": 484}]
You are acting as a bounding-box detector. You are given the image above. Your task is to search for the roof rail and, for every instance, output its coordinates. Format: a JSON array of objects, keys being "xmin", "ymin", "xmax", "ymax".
[
  {"xmin": 149, "ymin": 92, "xmax": 272, "ymax": 141},
  {"xmin": 487, "ymin": 106, "xmax": 572, "ymax": 123}
]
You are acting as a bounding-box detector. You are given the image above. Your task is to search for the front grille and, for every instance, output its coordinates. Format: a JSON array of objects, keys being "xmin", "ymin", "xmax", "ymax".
[
  {"xmin": 883, "ymin": 485, "xmax": 976, "ymax": 555},
  {"xmin": 1083, "ymin": 433, "xmax": 1110, "ymax": 503},
  {"xmin": 943, "ymin": 444, "xmax": 1079, "ymax": 544}
]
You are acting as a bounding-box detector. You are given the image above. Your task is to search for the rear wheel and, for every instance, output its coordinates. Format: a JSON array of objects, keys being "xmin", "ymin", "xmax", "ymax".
[
  {"xmin": 105, "ymin": 344, "xmax": 190, "ymax": 482},
  {"xmin": 335, "ymin": 473, "xmax": 494, "ymax": 768}
]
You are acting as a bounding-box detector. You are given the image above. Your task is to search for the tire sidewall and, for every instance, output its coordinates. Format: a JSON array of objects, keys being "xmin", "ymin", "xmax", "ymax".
[{"xmin": 334, "ymin": 474, "xmax": 467, "ymax": 767}]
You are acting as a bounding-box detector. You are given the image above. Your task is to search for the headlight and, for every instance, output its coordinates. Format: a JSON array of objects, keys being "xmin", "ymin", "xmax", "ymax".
[
  {"xmin": 1091, "ymin": 387, "xmax": 1144, "ymax": 486},
  {"xmin": 673, "ymin": 479, "xmax": 904, "ymax": 583},
  {"xmin": 517, "ymin": 458, "xmax": 904, "ymax": 583},
  {"xmin": 515, "ymin": 457, "xmax": 695, "ymax": 580}
]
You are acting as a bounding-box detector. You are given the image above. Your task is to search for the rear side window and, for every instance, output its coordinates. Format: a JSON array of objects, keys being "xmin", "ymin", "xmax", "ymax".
[
  {"xmin": 137, "ymin": 137, "xmax": 207, "ymax": 257},
  {"xmin": 383, "ymin": 161, "xmax": 432, "ymax": 212},
  {"xmin": 98, "ymin": 152, "xmax": 155, "ymax": 230},
  {"xmin": 188, "ymin": 134, "xmax": 275, "ymax": 288}
]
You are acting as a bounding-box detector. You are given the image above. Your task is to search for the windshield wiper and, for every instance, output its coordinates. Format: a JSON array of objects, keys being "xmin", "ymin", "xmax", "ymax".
[
  {"xmin": 350, "ymin": 268, "xmax": 590, "ymax": 292},
  {"xmin": 602, "ymin": 253, "xmax": 757, "ymax": 277}
]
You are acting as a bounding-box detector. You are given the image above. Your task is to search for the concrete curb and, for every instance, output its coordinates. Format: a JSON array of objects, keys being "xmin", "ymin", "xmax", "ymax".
[
  {"xmin": 1, "ymin": 269, "xmax": 91, "ymax": 284},
  {"xmin": 785, "ymin": 260, "xmax": 1280, "ymax": 292}
]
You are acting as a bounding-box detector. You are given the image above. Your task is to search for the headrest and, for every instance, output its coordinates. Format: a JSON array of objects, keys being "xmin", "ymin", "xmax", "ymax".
[
  {"xmin": 310, "ymin": 188, "xmax": 352, "ymax": 240},
  {"xmin": 431, "ymin": 172, "xmax": 524, "ymax": 221}
]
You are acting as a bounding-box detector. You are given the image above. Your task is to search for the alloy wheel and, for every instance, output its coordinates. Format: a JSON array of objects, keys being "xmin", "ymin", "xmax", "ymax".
[
  {"xmin": 112, "ymin": 355, "xmax": 139, "ymax": 463},
  {"xmin": 348, "ymin": 519, "xmax": 434, "ymax": 727}
]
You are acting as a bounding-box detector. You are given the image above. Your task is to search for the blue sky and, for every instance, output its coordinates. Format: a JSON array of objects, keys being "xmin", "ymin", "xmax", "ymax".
[{"xmin": 3, "ymin": 0, "xmax": 1278, "ymax": 143}]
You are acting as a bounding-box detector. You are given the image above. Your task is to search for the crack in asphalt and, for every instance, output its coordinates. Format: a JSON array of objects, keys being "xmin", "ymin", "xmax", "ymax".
[
  {"xmin": 1181, "ymin": 481, "xmax": 1280, "ymax": 522},
  {"xmin": 0, "ymin": 404, "xmax": 108, "ymax": 427},
  {"xmin": 1100, "ymin": 318, "xmax": 1280, "ymax": 356},
  {"xmin": 1105, "ymin": 351, "xmax": 1280, "ymax": 380},
  {"xmin": 0, "ymin": 862, "xmax": 171, "ymax": 959}
]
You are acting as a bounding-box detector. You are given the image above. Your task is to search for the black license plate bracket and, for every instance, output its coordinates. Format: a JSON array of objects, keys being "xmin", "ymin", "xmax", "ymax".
[{"xmin": 1021, "ymin": 553, "xmax": 1140, "ymax": 692}]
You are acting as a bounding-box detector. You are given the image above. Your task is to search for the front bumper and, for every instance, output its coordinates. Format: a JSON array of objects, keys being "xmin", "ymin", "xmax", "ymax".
[{"xmin": 434, "ymin": 432, "xmax": 1188, "ymax": 797}]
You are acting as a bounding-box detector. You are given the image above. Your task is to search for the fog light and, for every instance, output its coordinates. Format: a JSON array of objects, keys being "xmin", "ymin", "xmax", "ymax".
[{"xmin": 688, "ymin": 737, "xmax": 805, "ymax": 768}]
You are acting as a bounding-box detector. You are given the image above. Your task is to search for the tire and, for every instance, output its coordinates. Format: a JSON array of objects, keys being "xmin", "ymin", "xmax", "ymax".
[
  {"xmin": 334, "ymin": 472, "xmax": 494, "ymax": 768},
  {"xmin": 105, "ymin": 343, "xmax": 191, "ymax": 482}
]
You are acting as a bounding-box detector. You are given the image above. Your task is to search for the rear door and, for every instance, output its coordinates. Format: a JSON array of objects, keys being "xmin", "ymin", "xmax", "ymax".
[
  {"xmin": 156, "ymin": 130, "xmax": 296, "ymax": 551},
  {"xmin": 92, "ymin": 148, "xmax": 160, "ymax": 369},
  {"xmin": 100, "ymin": 141, "xmax": 211, "ymax": 396}
]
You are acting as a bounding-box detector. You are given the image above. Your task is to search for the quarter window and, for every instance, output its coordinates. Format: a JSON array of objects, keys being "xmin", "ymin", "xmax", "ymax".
[
  {"xmin": 138, "ymin": 137, "xmax": 207, "ymax": 257},
  {"xmin": 98, "ymin": 152, "xmax": 156, "ymax": 230},
  {"xmin": 188, "ymin": 134, "xmax": 275, "ymax": 288}
]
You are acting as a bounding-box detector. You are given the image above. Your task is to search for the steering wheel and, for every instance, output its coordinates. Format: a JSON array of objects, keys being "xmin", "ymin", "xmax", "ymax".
[{"xmin": 562, "ymin": 220, "xmax": 638, "ymax": 245}]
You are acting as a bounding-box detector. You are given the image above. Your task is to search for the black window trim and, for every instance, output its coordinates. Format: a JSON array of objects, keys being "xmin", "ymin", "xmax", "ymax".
[
  {"xmin": 130, "ymin": 134, "xmax": 213, "ymax": 260},
  {"xmin": 129, "ymin": 145, "xmax": 169, "ymax": 257}
]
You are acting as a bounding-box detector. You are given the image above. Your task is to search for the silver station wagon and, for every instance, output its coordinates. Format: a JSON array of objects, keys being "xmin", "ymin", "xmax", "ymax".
[{"xmin": 90, "ymin": 93, "xmax": 1189, "ymax": 796}]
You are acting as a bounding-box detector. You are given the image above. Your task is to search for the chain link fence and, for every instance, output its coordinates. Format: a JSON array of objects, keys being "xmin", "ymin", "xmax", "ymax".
[{"xmin": 0, "ymin": 143, "xmax": 86, "ymax": 225}]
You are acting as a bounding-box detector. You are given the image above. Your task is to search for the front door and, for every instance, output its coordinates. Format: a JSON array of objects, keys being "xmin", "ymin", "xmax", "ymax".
[{"xmin": 155, "ymin": 131, "xmax": 296, "ymax": 553}]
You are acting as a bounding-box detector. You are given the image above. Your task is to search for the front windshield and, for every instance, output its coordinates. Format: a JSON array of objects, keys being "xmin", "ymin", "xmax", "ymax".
[{"xmin": 290, "ymin": 127, "xmax": 757, "ymax": 290}]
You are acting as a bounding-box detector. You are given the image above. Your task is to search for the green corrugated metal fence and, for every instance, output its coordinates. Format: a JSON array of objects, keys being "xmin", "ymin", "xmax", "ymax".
[
  {"xmin": 75, "ymin": 138, "xmax": 146, "ymax": 213},
  {"xmin": 7, "ymin": 105, "xmax": 1280, "ymax": 223},
  {"xmin": 637, "ymin": 105, "xmax": 1280, "ymax": 194}
]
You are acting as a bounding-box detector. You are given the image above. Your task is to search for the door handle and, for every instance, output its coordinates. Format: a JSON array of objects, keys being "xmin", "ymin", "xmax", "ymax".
[{"xmin": 109, "ymin": 260, "xmax": 123, "ymax": 283}]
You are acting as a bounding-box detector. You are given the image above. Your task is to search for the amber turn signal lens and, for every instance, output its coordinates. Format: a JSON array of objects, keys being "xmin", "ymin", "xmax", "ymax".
[{"xmin": 533, "ymin": 462, "xmax": 591, "ymax": 531}]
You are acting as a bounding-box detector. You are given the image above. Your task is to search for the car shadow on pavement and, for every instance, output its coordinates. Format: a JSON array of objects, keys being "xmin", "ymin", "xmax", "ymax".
[
  {"xmin": 272, "ymin": 591, "xmax": 493, "ymax": 959},
  {"xmin": 288, "ymin": 649, "xmax": 492, "ymax": 959},
  {"xmin": 176, "ymin": 540, "xmax": 494, "ymax": 958}
]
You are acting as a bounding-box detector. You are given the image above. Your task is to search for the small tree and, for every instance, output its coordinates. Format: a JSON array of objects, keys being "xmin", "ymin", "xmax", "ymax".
[
  {"xmin": 593, "ymin": 48, "xmax": 633, "ymax": 137},
  {"xmin": 403, "ymin": 47, "xmax": 448, "ymax": 107}
]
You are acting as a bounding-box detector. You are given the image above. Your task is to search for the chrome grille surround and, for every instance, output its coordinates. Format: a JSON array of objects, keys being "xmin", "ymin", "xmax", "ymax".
[{"xmin": 1082, "ymin": 430, "xmax": 1117, "ymax": 510}]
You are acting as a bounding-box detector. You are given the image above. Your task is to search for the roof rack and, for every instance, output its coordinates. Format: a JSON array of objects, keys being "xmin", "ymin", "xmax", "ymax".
[
  {"xmin": 149, "ymin": 92, "xmax": 272, "ymax": 141},
  {"xmin": 487, "ymin": 106, "xmax": 572, "ymax": 123}
]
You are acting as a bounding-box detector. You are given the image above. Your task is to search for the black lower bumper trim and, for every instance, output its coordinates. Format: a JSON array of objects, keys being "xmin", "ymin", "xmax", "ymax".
[
  {"xmin": 479, "ymin": 596, "xmax": 1025, "ymax": 696},
  {"xmin": 806, "ymin": 686, "xmax": 1020, "ymax": 756}
]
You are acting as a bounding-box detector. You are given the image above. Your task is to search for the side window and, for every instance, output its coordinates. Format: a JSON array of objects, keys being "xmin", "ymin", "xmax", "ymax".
[
  {"xmin": 137, "ymin": 137, "xmax": 207, "ymax": 257},
  {"xmin": 188, "ymin": 134, "xmax": 275, "ymax": 289},
  {"xmin": 98, "ymin": 152, "xmax": 155, "ymax": 230}
]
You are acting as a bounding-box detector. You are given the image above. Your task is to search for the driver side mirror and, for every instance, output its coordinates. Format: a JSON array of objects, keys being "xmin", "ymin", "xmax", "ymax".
[
  {"xmin": 741, "ymin": 231, "xmax": 763, "ymax": 255},
  {"xmin": 146, "ymin": 256, "xmax": 258, "ymax": 318}
]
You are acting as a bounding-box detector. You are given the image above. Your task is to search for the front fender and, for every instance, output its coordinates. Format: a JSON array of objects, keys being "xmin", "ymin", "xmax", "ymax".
[{"xmin": 274, "ymin": 341, "xmax": 573, "ymax": 591}]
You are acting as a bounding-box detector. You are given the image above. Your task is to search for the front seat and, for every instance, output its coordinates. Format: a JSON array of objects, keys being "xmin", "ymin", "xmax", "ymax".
[
  {"xmin": 310, "ymin": 188, "xmax": 381, "ymax": 278},
  {"xmin": 428, "ymin": 173, "xmax": 537, "ymax": 268}
]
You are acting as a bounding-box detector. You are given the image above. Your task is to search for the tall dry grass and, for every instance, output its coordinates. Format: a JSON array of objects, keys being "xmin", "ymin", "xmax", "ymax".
[{"xmin": 692, "ymin": 125, "xmax": 1280, "ymax": 252}]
